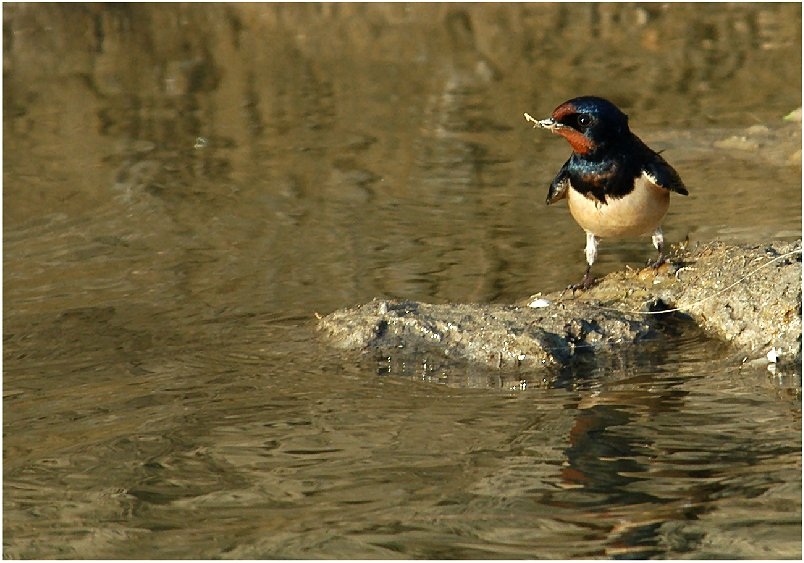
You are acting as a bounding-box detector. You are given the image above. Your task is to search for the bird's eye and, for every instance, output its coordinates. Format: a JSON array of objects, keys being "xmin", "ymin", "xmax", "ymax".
[{"xmin": 577, "ymin": 114, "xmax": 593, "ymax": 128}]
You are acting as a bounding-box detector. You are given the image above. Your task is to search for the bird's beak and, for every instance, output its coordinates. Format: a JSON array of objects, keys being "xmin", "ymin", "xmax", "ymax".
[{"xmin": 524, "ymin": 113, "xmax": 564, "ymax": 132}]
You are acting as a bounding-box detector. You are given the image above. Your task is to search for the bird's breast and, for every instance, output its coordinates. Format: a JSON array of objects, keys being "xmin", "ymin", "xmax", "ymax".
[{"xmin": 567, "ymin": 172, "xmax": 670, "ymax": 238}]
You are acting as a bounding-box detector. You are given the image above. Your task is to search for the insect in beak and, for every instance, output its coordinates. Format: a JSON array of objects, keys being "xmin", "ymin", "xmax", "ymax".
[{"xmin": 524, "ymin": 113, "xmax": 564, "ymax": 131}]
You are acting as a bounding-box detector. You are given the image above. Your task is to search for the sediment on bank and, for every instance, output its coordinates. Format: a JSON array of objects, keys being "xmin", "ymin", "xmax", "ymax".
[{"xmin": 318, "ymin": 240, "xmax": 802, "ymax": 371}]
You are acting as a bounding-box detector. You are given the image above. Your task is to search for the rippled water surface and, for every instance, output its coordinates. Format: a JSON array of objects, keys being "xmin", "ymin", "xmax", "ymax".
[{"xmin": 4, "ymin": 4, "xmax": 802, "ymax": 559}]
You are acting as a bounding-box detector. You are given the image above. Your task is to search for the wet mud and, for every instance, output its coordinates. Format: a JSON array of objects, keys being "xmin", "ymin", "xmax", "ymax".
[{"xmin": 319, "ymin": 239, "xmax": 802, "ymax": 371}]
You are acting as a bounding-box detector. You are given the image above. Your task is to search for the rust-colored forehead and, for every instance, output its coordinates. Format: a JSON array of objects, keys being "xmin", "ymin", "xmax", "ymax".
[{"xmin": 552, "ymin": 101, "xmax": 578, "ymax": 121}]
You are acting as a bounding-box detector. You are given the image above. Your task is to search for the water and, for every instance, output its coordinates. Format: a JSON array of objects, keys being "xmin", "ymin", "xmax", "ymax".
[{"xmin": 4, "ymin": 4, "xmax": 801, "ymax": 559}]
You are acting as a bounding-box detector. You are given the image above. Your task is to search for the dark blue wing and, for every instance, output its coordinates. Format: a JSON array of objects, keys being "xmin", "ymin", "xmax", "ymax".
[
  {"xmin": 642, "ymin": 153, "xmax": 688, "ymax": 195},
  {"xmin": 546, "ymin": 161, "xmax": 571, "ymax": 204}
]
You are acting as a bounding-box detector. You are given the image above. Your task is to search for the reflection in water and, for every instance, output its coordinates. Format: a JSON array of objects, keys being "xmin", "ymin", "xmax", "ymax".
[{"xmin": 4, "ymin": 4, "xmax": 801, "ymax": 559}]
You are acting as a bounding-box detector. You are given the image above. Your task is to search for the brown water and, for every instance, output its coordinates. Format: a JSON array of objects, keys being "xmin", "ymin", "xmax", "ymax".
[{"xmin": 3, "ymin": 4, "xmax": 802, "ymax": 559}]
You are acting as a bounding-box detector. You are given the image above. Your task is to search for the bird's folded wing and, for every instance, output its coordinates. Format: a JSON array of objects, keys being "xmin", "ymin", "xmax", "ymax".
[
  {"xmin": 642, "ymin": 156, "xmax": 689, "ymax": 196},
  {"xmin": 546, "ymin": 165, "xmax": 571, "ymax": 204}
]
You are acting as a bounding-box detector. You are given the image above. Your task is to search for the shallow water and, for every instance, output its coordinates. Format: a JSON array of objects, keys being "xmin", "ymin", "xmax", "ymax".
[{"xmin": 4, "ymin": 4, "xmax": 802, "ymax": 559}]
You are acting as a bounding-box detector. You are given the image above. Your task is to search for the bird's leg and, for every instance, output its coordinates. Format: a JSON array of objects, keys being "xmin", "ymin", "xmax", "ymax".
[
  {"xmin": 578, "ymin": 264, "xmax": 595, "ymax": 290},
  {"xmin": 648, "ymin": 227, "xmax": 666, "ymax": 269},
  {"xmin": 567, "ymin": 232, "xmax": 599, "ymax": 292}
]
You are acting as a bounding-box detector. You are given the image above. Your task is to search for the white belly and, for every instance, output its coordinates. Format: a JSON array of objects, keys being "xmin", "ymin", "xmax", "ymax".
[{"xmin": 567, "ymin": 173, "xmax": 670, "ymax": 238}]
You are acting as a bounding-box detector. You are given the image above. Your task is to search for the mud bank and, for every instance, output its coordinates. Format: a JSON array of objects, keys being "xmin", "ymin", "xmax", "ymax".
[{"xmin": 318, "ymin": 240, "xmax": 802, "ymax": 371}]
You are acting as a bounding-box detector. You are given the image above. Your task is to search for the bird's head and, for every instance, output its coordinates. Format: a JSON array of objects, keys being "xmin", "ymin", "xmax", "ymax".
[{"xmin": 535, "ymin": 96, "xmax": 630, "ymax": 156}]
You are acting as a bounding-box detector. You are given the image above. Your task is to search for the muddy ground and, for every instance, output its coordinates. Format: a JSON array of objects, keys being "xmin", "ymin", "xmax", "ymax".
[{"xmin": 318, "ymin": 239, "xmax": 802, "ymax": 373}]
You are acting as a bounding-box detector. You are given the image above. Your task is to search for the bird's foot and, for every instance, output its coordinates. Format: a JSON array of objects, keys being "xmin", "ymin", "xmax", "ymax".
[
  {"xmin": 562, "ymin": 272, "xmax": 598, "ymax": 295},
  {"xmin": 647, "ymin": 253, "xmax": 667, "ymax": 271}
]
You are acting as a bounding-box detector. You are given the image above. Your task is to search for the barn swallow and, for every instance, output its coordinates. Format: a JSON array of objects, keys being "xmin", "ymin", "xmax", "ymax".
[{"xmin": 525, "ymin": 96, "xmax": 688, "ymax": 290}]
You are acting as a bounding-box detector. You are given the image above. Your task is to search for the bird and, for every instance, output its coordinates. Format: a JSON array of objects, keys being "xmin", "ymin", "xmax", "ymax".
[{"xmin": 524, "ymin": 96, "xmax": 688, "ymax": 290}]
